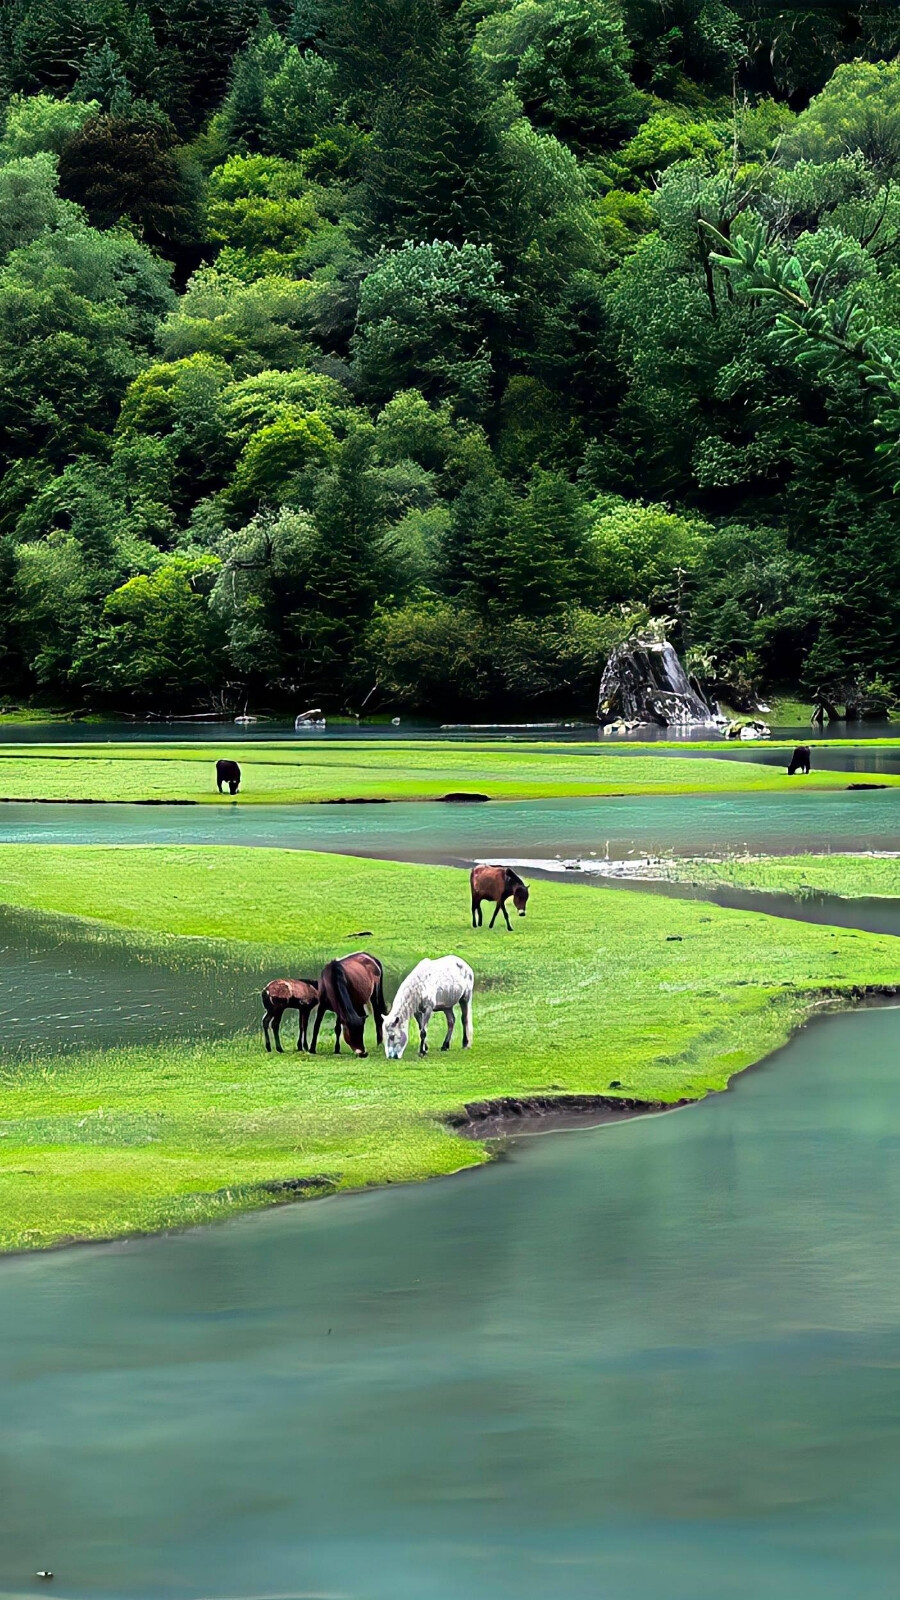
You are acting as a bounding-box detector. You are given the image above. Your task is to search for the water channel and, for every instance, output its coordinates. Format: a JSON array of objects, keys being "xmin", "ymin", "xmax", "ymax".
[
  {"xmin": 1, "ymin": 773, "xmax": 900, "ymax": 1598},
  {"xmin": 0, "ymin": 788, "xmax": 899, "ymax": 860}
]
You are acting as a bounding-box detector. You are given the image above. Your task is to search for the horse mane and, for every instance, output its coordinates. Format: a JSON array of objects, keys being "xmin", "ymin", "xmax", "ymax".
[{"xmin": 504, "ymin": 867, "xmax": 525, "ymax": 890}]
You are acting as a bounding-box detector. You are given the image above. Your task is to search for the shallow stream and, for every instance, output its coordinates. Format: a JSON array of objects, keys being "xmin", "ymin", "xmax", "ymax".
[{"xmin": 0, "ymin": 788, "xmax": 899, "ymax": 861}]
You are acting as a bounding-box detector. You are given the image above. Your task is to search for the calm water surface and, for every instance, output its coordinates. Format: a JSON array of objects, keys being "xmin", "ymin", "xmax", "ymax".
[
  {"xmin": 0, "ymin": 719, "xmax": 897, "ymax": 745},
  {"xmin": 0, "ymin": 790, "xmax": 898, "ymax": 860},
  {"xmin": 1, "ymin": 1005, "xmax": 900, "ymax": 1599}
]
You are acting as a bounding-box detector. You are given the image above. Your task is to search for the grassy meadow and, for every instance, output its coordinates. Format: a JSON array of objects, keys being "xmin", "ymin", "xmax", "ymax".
[
  {"xmin": 0, "ymin": 844, "xmax": 897, "ymax": 1251},
  {"xmin": 0, "ymin": 739, "xmax": 894, "ymax": 803},
  {"xmin": 658, "ymin": 854, "xmax": 900, "ymax": 899}
]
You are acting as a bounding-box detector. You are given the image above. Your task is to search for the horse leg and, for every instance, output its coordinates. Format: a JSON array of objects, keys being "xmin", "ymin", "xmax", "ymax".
[
  {"xmin": 417, "ymin": 1006, "xmax": 433, "ymax": 1057},
  {"xmin": 262, "ymin": 1004, "xmax": 272, "ymax": 1053},
  {"xmin": 501, "ymin": 897, "xmax": 513, "ymax": 931},
  {"xmin": 461, "ymin": 993, "xmax": 473, "ymax": 1049},
  {"xmin": 297, "ymin": 1006, "xmax": 307, "ymax": 1052},
  {"xmin": 334, "ymin": 1016, "xmax": 342, "ymax": 1055},
  {"xmin": 272, "ymin": 1006, "xmax": 284, "ymax": 1054},
  {"xmin": 489, "ymin": 899, "xmax": 501, "ymax": 928},
  {"xmin": 472, "ymin": 895, "xmax": 480, "ymax": 929},
  {"xmin": 441, "ymin": 1008, "xmax": 454, "ymax": 1051},
  {"xmin": 309, "ymin": 1003, "xmax": 326, "ymax": 1055},
  {"xmin": 217, "ymin": 778, "xmax": 224, "ymax": 793}
]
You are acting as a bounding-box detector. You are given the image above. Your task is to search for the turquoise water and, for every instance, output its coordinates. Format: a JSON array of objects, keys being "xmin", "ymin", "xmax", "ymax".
[
  {"xmin": 2, "ymin": 1004, "xmax": 900, "ymax": 1599},
  {"xmin": 0, "ymin": 788, "xmax": 899, "ymax": 859}
]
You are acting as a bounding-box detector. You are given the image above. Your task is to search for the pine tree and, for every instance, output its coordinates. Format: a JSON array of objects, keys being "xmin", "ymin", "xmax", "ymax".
[{"xmin": 362, "ymin": 23, "xmax": 507, "ymax": 249}]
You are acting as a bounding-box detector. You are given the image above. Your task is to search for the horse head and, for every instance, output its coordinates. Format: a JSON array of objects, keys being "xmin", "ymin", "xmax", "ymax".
[
  {"xmin": 512, "ymin": 882, "xmax": 529, "ymax": 917},
  {"xmin": 383, "ymin": 1015, "xmax": 409, "ymax": 1060}
]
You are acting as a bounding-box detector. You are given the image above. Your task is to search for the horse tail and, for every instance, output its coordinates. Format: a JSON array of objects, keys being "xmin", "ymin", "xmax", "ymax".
[
  {"xmin": 331, "ymin": 960, "xmax": 365, "ymax": 1029},
  {"xmin": 372, "ymin": 959, "xmax": 386, "ymax": 1020}
]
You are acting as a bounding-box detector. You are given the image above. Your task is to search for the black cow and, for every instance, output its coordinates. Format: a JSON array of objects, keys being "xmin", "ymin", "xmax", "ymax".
[
  {"xmin": 216, "ymin": 759, "xmax": 241, "ymax": 795},
  {"xmin": 787, "ymin": 745, "xmax": 811, "ymax": 776}
]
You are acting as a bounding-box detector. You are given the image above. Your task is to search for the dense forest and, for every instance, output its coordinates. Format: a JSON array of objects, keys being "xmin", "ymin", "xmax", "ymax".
[{"xmin": 0, "ymin": 1, "xmax": 899, "ymax": 717}]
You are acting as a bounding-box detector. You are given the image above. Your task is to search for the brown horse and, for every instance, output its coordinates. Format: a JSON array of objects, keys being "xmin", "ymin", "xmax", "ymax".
[
  {"xmin": 262, "ymin": 978, "xmax": 319, "ymax": 1053},
  {"xmin": 470, "ymin": 864, "xmax": 529, "ymax": 930},
  {"xmin": 787, "ymin": 745, "xmax": 811, "ymax": 775},
  {"xmin": 309, "ymin": 952, "xmax": 386, "ymax": 1058}
]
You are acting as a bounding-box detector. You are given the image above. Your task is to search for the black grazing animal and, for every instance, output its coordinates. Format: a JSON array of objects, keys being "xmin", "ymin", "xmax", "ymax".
[
  {"xmin": 216, "ymin": 759, "xmax": 241, "ymax": 794},
  {"xmin": 787, "ymin": 745, "xmax": 811, "ymax": 776}
]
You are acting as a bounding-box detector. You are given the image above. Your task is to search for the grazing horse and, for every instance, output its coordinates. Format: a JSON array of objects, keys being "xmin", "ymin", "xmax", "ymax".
[
  {"xmin": 216, "ymin": 758, "xmax": 241, "ymax": 795},
  {"xmin": 787, "ymin": 745, "xmax": 812, "ymax": 776},
  {"xmin": 470, "ymin": 864, "xmax": 529, "ymax": 930},
  {"xmin": 310, "ymin": 951, "xmax": 386, "ymax": 1058},
  {"xmin": 383, "ymin": 955, "xmax": 474, "ymax": 1059},
  {"xmin": 262, "ymin": 978, "xmax": 318, "ymax": 1053}
]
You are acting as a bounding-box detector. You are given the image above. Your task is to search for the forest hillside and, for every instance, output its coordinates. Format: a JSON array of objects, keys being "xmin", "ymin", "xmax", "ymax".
[{"xmin": 1, "ymin": 1, "xmax": 899, "ymax": 717}]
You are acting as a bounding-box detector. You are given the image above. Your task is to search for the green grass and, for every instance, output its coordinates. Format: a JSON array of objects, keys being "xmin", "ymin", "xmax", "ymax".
[
  {"xmin": 0, "ymin": 844, "xmax": 896, "ymax": 1251},
  {"xmin": 0, "ymin": 738, "xmax": 893, "ymax": 802},
  {"xmin": 660, "ymin": 853, "xmax": 900, "ymax": 900}
]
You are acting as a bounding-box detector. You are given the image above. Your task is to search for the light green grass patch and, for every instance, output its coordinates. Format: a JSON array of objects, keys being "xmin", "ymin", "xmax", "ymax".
[
  {"xmin": 660, "ymin": 853, "xmax": 900, "ymax": 900},
  {"xmin": 0, "ymin": 845, "xmax": 896, "ymax": 1250},
  {"xmin": 0, "ymin": 739, "xmax": 891, "ymax": 802}
]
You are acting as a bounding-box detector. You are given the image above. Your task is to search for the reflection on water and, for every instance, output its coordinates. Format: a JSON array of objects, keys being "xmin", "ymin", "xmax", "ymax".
[
  {"xmin": 0, "ymin": 719, "xmax": 897, "ymax": 745},
  {"xmin": 0, "ymin": 790, "xmax": 898, "ymax": 862},
  {"xmin": 1, "ymin": 1007, "xmax": 900, "ymax": 1598}
]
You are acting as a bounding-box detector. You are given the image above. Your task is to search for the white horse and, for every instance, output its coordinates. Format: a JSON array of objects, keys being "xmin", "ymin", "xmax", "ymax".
[{"xmin": 383, "ymin": 956, "xmax": 474, "ymax": 1059}]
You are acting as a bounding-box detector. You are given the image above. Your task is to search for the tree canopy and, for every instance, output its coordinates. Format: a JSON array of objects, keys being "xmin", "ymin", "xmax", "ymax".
[{"xmin": 0, "ymin": 1, "xmax": 897, "ymax": 716}]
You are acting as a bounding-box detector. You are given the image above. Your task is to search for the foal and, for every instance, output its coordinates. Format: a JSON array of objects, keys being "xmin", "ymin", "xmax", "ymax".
[
  {"xmin": 310, "ymin": 952, "xmax": 386, "ymax": 1058},
  {"xmin": 470, "ymin": 864, "xmax": 529, "ymax": 930},
  {"xmin": 262, "ymin": 978, "xmax": 318, "ymax": 1052}
]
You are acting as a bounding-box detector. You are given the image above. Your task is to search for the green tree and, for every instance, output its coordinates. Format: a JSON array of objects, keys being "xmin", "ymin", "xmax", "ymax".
[
  {"xmin": 227, "ymin": 409, "xmax": 337, "ymax": 510},
  {"xmin": 0, "ymin": 224, "xmax": 172, "ymax": 468},
  {"xmin": 352, "ymin": 240, "xmax": 512, "ymax": 416},
  {"xmin": 205, "ymin": 154, "xmax": 321, "ymax": 278},
  {"xmin": 476, "ymin": 0, "xmax": 646, "ymax": 151},
  {"xmin": 0, "ymin": 92, "xmax": 98, "ymax": 158},
  {"xmin": 57, "ymin": 104, "xmax": 201, "ymax": 252},
  {"xmin": 361, "ymin": 25, "xmax": 506, "ymax": 248},
  {"xmin": 74, "ymin": 554, "xmax": 226, "ymax": 708},
  {"xmin": 158, "ymin": 267, "xmax": 312, "ymax": 374}
]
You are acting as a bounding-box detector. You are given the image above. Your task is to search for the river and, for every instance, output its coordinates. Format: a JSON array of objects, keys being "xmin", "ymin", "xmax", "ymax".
[
  {"xmin": 0, "ymin": 789, "xmax": 899, "ymax": 860},
  {"xmin": 1, "ymin": 779, "xmax": 900, "ymax": 1599}
]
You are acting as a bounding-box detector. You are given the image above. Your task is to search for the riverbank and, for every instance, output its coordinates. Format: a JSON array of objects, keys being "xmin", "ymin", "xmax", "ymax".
[
  {"xmin": 0, "ymin": 845, "xmax": 897, "ymax": 1251},
  {"xmin": 0, "ymin": 740, "xmax": 896, "ymax": 804}
]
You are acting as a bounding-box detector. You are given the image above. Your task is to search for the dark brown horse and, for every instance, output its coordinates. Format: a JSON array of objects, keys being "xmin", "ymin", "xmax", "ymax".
[
  {"xmin": 787, "ymin": 745, "xmax": 811, "ymax": 775},
  {"xmin": 470, "ymin": 864, "xmax": 529, "ymax": 930},
  {"xmin": 310, "ymin": 952, "xmax": 386, "ymax": 1058},
  {"xmin": 262, "ymin": 978, "xmax": 318, "ymax": 1053}
]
